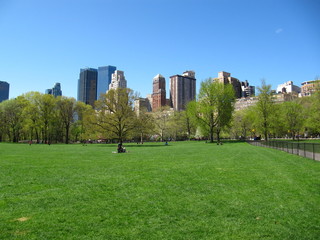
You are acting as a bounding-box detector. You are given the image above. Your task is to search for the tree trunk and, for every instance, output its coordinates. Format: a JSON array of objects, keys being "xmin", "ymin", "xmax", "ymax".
[
  {"xmin": 216, "ymin": 129, "xmax": 221, "ymax": 144},
  {"xmin": 209, "ymin": 126, "xmax": 214, "ymax": 143},
  {"xmin": 65, "ymin": 125, "xmax": 69, "ymax": 144},
  {"xmin": 36, "ymin": 129, "xmax": 40, "ymax": 143},
  {"xmin": 264, "ymin": 120, "xmax": 268, "ymax": 141}
]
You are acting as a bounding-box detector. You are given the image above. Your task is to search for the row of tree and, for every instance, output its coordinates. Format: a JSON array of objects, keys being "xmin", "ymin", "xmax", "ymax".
[
  {"xmin": 0, "ymin": 80, "xmax": 319, "ymax": 143},
  {"xmin": 232, "ymin": 80, "xmax": 320, "ymax": 141},
  {"xmin": 0, "ymin": 89, "xmax": 194, "ymax": 143}
]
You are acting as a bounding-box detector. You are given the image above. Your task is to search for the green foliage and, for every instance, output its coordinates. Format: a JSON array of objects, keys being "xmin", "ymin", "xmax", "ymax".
[
  {"xmin": 74, "ymin": 101, "xmax": 95, "ymax": 142},
  {"xmin": 133, "ymin": 109, "xmax": 155, "ymax": 143},
  {"xmin": 189, "ymin": 79, "xmax": 235, "ymax": 142},
  {"xmin": 1, "ymin": 83, "xmax": 320, "ymax": 143},
  {"xmin": 230, "ymin": 108, "xmax": 254, "ymax": 139},
  {"xmin": 281, "ymin": 100, "xmax": 304, "ymax": 140},
  {"xmin": 56, "ymin": 97, "xmax": 77, "ymax": 143},
  {"xmin": 169, "ymin": 110, "xmax": 197, "ymax": 140},
  {"xmin": 0, "ymin": 142, "xmax": 319, "ymax": 239},
  {"xmin": 305, "ymin": 90, "xmax": 320, "ymax": 136},
  {"xmin": 0, "ymin": 97, "xmax": 27, "ymax": 142},
  {"xmin": 152, "ymin": 106, "xmax": 172, "ymax": 141},
  {"xmin": 0, "ymin": 92, "xmax": 95, "ymax": 143},
  {"xmin": 256, "ymin": 80, "xmax": 274, "ymax": 140},
  {"xmin": 94, "ymin": 88, "xmax": 137, "ymax": 143}
]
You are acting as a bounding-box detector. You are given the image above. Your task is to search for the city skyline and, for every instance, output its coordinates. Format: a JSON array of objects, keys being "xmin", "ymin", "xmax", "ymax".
[{"xmin": 0, "ymin": 0, "xmax": 319, "ymax": 99}]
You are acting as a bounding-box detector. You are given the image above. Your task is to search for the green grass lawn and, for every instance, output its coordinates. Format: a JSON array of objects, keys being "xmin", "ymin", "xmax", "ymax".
[
  {"xmin": 269, "ymin": 139, "xmax": 320, "ymax": 144},
  {"xmin": 0, "ymin": 141, "xmax": 319, "ymax": 239}
]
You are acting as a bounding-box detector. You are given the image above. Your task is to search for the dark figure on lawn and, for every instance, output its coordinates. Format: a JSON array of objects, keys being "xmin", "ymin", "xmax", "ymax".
[{"xmin": 117, "ymin": 143, "xmax": 126, "ymax": 153}]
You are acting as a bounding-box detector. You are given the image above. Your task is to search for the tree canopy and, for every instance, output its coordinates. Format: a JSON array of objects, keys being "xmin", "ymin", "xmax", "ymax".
[
  {"xmin": 188, "ymin": 79, "xmax": 235, "ymax": 143},
  {"xmin": 94, "ymin": 88, "xmax": 136, "ymax": 143}
]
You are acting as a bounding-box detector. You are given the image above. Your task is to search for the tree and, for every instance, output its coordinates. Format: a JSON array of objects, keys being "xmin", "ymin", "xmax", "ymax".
[
  {"xmin": 268, "ymin": 103, "xmax": 285, "ymax": 138},
  {"xmin": 281, "ymin": 100, "xmax": 304, "ymax": 140},
  {"xmin": 167, "ymin": 110, "xmax": 197, "ymax": 141},
  {"xmin": 0, "ymin": 103, "xmax": 4, "ymax": 141},
  {"xmin": 255, "ymin": 80, "xmax": 274, "ymax": 141},
  {"xmin": 0, "ymin": 97, "xmax": 27, "ymax": 142},
  {"xmin": 56, "ymin": 96, "xmax": 77, "ymax": 144},
  {"xmin": 188, "ymin": 79, "xmax": 235, "ymax": 143},
  {"xmin": 73, "ymin": 101, "xmax": 94, "ymax": 142},
  {"xmin": 152, "ymin": 106, "xmax": 172, "ymax": 141},
  {"xmin": 305, "ymin": 87, "xmax": 320, "ymax": 136},
  {"xmin": 184, "ymin": 107, "xmax": 198, "ymax": 140},
  {"xmin": 214, "ymin": 83, "xmax": 236, "ymax": 142},
  {"xmin": 166, "ymin": 111, "xmax": 184, "ymax": 141},
  {"xmin": 231, "ymin": 108, "xmax": 254, "ymax": 140},
  {"xmin": 34, "ymin": 93, "xmax": 57, "ymax": 143},
  {"xmin": 134, "ymin": 108, "xmax": 155, "ymax": 143},
  {"xmin": 95, "ymin": 88, "xmax": 136, "ymax": 143},
  {"xmin": 22, "ymin": 92, "xmax": 42, "ymax": 143}
]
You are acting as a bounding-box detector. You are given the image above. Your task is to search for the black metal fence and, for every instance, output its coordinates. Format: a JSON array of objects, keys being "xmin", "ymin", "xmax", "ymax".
[{"xmin": 247, "ymin": 140, "xmax": 320, "ymax": 161}]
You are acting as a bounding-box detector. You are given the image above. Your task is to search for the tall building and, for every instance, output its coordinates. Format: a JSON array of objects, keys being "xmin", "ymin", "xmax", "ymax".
[
  {"xmin": 170, "ymin": 71, "xmax": 196, "ymax": 111},
  {"xmin": 300, "ymin": 80, "xmax": 320, "ymax": 97},
  {"xmin": 152, "ymin": 74, "xmax": 166, "ymax": 111},
  {"xmin": 216, "ymin": 71, "xmax": 242, "ymax": 98},
  {"xmin": 277, "ymin": 81, "xmax": 301, "ymax": 94},
  {"xmin": 109, "ymin": 70, "xmax": 127, "ymax": 90},
  {"xmin": 146, "ymin": 94, "xmax": 153, "ymax": 109},
  {"xmin": 241, "ymin": 80, "xmax": 255, "ymax": 97},
  {"xmin": 77, "ymin": 68, "xmax": 98, "ymax": 107},
  {"xmin": 134, "ymin": 98, "xmax": 152, "ymax": 115},
  {"xmin": 46, "ymin": 83, "xmax": 62, "ymax": 97},
  {"xmin": 97, "ymin": 65, "xmax": 116, "ymax": 98},
  {"xmin": 52, "ymin": 83, "xmax": 62, "ymax": 97},
  {"xmin": 0, "ymin": 81, "xmax": 9, "ymax": 102},
  {"xmin": 45, "ymin": 89, "xmax": 52, "ymax": 95}
]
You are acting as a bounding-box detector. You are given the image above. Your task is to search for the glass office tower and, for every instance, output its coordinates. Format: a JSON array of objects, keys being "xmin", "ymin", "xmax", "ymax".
[
  {"xmin": 52, "ymin": 83, "xmax": 62, "ymax": 97},
  {"xmin": 46, "ymin": 83, "xmax": 62, "ymax": 97},
  {"xmin": 0, "ymin": 81, "xmax": 9, "ymax": 102},
  {"xmin": 77, "ymin": 68, "xmax": 98, "ymax": 107},
  {"xmin": 97, "ymin": 65, "xmax": 116, "ymax": 98}
]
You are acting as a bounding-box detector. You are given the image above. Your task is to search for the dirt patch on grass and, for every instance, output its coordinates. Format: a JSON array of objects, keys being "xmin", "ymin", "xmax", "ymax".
[
  {"xmin": 15, "ymin": 217, "xmax": 30, "ymax": 222},
  {"xmin": 14, "ymin": 230, "xmax": 29, "ymax": 236}
]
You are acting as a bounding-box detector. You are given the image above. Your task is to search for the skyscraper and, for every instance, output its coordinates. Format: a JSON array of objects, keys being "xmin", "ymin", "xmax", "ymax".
[
  {"xmin": 77, "ymin": 68, "xmax": 98, "ymax": 107},
  {"xmin": 45, "ymin": 89, "xmax": 52, "ymax": 95},
  {"xmin": 134, "ymin": 98, "xmax": 152, "ymax": 115},
  {"xmin": 0, "ymin": 81, "xmax": 9, "ymax": 102},
  {"xmin": 46, "ymin": 83, "xmax": 62, "ymax": 97},
  {"xmin": 97, "ymin": 65, "xmax": 116, "ymax": 98},
  {"xmin": 109, "ymin": 70, "xmax": 127, "ymax": 90},
  {"xmin": 241, "ymin": 80, "xmax": 255, "ymax": 97},
  {"xmin": 216, "ymin": 71, "xmax": 242, "ymax": 98},
  {"xmin": 170, "ymin": 71, "xmax": 196, "ymax": 111},
  {"xmin": 152, "ymin": 74, "xmax": 166, "ymax": 111},
  {"xmin": 52, "ymin": 83, "xmax": 62, "ymax": 97}
]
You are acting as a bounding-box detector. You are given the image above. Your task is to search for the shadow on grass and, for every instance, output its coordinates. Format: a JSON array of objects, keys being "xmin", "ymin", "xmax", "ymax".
[
  {"xmin": 123, "ymin": 144, "xmax": 172, "ymax": 148},
  {"xmin": 204, "ymin": 140, "xmax": 246, "ymax": 145},
  {"xmin": 95, "ymin": 143, "xmax": 172, "ymax": 148}
]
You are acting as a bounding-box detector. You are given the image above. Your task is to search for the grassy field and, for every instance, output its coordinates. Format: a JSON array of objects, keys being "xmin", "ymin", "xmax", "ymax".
[
  {"xmin": 0, "ymin": 141, "xmax": 319, "ymax": 239},
  {"xmin": 268, "ymin": 139, "xmax": 320, "ymax": 144}
]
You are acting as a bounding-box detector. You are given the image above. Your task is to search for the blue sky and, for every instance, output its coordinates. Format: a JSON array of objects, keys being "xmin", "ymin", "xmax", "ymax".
[{"xmin": 1, "ymin": 0, "xmax": 319, "ymax": 99}]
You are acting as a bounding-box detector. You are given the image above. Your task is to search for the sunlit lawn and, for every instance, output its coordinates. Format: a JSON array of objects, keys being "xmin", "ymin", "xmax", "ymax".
[{"xmin": 0, "ymin": 141, "xmax": 319, "ymax": 239}]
